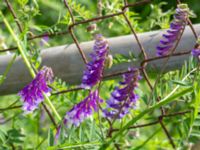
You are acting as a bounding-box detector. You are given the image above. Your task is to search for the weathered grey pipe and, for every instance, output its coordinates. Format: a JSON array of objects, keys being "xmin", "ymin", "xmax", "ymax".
[{"xmin": 0, "ymin": 24, "xmax": 200, "ymax": 95}]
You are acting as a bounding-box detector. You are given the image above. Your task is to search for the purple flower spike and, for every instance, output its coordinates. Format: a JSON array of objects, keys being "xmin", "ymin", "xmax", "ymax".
[
  {"xmin": 81, "ymin": 34, "xmax": 109, "ymax": 89},
  {"xmin": 64, "ymin": 90, "xmax": 103, "ymax": 127},
  {"xmin": 103, "ymin": 68, "xmax": 141, "ymax": 119},
  {"xmin": 191, "ymin": 37, "xmax": 200, "ymax": 57},
  {"xmin": 18, "ymin": 66, "xmax": 54, "ymax": 113},
  {"xmin": 156, "ymin": 4, "xmax": 189, "ymax": 56},
  {"xmin": 192, "ymin": 48, "xmax": 200, "ymax": 57}
]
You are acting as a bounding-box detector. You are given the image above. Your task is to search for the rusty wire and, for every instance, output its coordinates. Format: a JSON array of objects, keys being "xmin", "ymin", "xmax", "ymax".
[{"xmin": 0, "ymin": 0, "xmax": 198, "ymax": 149}]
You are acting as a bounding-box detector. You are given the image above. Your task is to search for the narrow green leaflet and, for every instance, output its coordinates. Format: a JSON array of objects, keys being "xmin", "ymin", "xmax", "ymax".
[{"xmin": 48, "ymin": 128, "xmax": 54, "ymax": 146}]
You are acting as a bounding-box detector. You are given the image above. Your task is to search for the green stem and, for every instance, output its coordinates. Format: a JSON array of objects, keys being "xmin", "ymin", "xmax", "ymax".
[
  {"xmin": 0, "ymin": 11, "xmax": 61, "ymax": 121},
  {"xmin": 0, "ymin": 54, "xmax": 16, "ymax": 85},
  {"xmin": 44, "ymin": 94, "xmax": 61, "ymax": 121},
  {"xmin": 0, "ymin": 12, "xmax": 35, "ymax": 77}
]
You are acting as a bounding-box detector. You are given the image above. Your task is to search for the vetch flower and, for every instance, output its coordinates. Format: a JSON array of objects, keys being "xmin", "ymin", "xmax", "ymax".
[
  {"xmin": 191, "ymin": 37, "xmax": 200, "ymax": 57},
  {"xmin": 156, "ymin": 4, "xmax": 189, "ymax": 56},
  {"xmin": 81, "ymin": 34, "xmax": 109, "ymax": 89},
  {"xmin": 103, "ymin": 68, "xmax": 141, "ymax": 119},
  {"xmin": 64, "ymin": 90, "xmax": 103, "ymax": 127},
  {"xmin": 18, "ymin": 66, "xmax": 54, "ymax": 113}
]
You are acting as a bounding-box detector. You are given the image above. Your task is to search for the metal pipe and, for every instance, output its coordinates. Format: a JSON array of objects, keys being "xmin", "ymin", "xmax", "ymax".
[{"xmin": 0, "ymin": 24, "xmax": 200, "ymax": 95}]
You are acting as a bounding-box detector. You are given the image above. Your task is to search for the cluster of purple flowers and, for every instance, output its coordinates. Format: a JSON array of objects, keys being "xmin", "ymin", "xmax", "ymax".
[
  {"xmin": 18, "ymin": 66, "xmax": 53, "ymax": 113},
  {"xmin": 64, "ymin": 90, "xmax": 103, "ymax": 127},
  {"xmin": 156, "ymin": 4, "xmax": 189, "ymax": 56},
  {"xmin": 191, "ymin": 37, "xmax": 200, "ymax": 57},
  {"xmin": 63, "ymin": 34, "xmax": 108, "ymax": 127},
  {"xmin": 16, "ymin": 2, "xmax": 200, "ymax": 146},
  {"xmin": 81, "ymin": 34, "xmax": 108, "ymax": 89},
  {"xmin": 20, "ymin": 34, "xmax": 109, "ymax": 130},
  {"xmin": 103, "ymin": 68, "xmax": 141, "ymax": 119}
]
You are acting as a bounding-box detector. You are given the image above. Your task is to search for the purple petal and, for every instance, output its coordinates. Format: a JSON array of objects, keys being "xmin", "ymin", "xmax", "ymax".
[
  {"xmin": 64, "ymin": 90, "xmax": 102, "ymax": 127},
  {"xmin": 103, "ymin": 68, "xmax": 141, "ymax": 119},
  {"xmin": 81, "ymin": 35, "xmax": 108, "ymax": 89},
  {"xmin": 18, "ymin": 66, "xmax": 54, "ymax": 113}
]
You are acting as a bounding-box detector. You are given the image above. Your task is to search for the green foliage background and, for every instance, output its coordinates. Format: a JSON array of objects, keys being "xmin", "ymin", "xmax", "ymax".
[{"xmin": 0, "ymin": 0, "xmax": 200, "ymax": 149}]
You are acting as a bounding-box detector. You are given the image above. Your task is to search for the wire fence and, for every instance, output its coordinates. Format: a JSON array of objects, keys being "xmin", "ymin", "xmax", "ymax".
[{"xmin": 0, "ymin": 0, "xmax": 199, "ymax": 149}]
